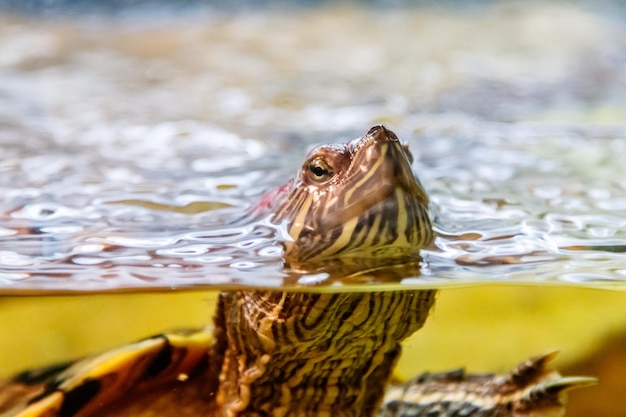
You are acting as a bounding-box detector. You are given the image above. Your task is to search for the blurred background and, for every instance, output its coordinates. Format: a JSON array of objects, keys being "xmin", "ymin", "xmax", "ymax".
[{"xmin": 0, "ymin": 1, "xmax": 625, "ymax": 416}]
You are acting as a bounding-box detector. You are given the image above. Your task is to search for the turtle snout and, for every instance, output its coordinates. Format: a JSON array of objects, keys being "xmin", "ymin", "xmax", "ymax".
[{"xmin": 365, "ymin": 124, "xmax": 399, "ymax": 142}]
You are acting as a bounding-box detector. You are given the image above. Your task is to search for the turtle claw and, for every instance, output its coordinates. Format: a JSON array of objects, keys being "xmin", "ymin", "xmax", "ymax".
[{"xmin": 543, "ymin": 376, "xmax": 598, "ymax": 393}]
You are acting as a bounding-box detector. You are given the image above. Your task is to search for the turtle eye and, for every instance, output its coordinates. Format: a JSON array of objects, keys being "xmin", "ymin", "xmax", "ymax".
[{"xmin": 307, "ymin": 158, "xmax": 334, "ymax": 183}]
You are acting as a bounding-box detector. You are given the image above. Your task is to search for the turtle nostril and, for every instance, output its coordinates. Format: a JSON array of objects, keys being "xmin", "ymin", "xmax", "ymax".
[
  {"xmin": 366, "ymin": 125, "xmax": 384, "ymax": 136},
  {"xmin": 366, "ymin": 125, "xmax": 399, "ymax": 142}
]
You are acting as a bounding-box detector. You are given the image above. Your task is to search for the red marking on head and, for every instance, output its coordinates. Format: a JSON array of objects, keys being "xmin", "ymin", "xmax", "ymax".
[{"xmin": 251, "ymin": 181, "xmax": 293, "ymax": 214}]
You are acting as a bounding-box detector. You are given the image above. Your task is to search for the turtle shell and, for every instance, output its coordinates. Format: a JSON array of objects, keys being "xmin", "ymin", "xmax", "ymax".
[{"xmin": 1, "ymin": 329, "xmax": 212, "ymax": 417}]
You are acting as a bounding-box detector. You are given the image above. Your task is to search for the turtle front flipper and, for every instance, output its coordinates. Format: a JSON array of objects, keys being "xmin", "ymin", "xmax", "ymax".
[
  {"xmin": 379, "ymin": 352, "xmax": 597, "ymax": 417},
  {"xmin": 0, "ymin": 329, "xmax": 212, "ymax": 417}
]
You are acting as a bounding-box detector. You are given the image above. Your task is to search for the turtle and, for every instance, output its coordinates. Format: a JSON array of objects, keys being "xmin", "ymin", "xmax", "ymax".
[{"xmin": 0, "ymin": 126, "xmax": 594, "ymax": 417}]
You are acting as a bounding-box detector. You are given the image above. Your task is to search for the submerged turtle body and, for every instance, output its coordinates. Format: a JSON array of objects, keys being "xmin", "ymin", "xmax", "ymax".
[{"xmin": 0, "ymin": 126, "xmax": 592, "ymax": 417}]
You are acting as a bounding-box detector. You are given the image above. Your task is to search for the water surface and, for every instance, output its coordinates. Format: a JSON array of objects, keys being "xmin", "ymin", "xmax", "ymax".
[{"xmin": 1, "ymin": 3, "xmax": 626, "ymax": 293}]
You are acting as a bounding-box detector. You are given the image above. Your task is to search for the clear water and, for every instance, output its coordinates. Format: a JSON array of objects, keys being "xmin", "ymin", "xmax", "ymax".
[{"xmin": 1, "ymin": 4, "xmax": 626, "ymax": 293}]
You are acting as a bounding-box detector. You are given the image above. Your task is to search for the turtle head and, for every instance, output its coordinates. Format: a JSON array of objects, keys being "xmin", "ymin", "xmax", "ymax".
[{"xmin": 271, "ymin": 125, "xmax": 433, "ymax": 266}]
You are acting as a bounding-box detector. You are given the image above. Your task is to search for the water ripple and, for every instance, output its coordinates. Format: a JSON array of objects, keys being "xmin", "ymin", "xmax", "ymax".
[
  {"xmin": 1, "ymin": 7, "xmax": 626, "ymax": 292},
  {"xmin": 0, "ymin": 117, "xmax": 624, "ymax": 292}
]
